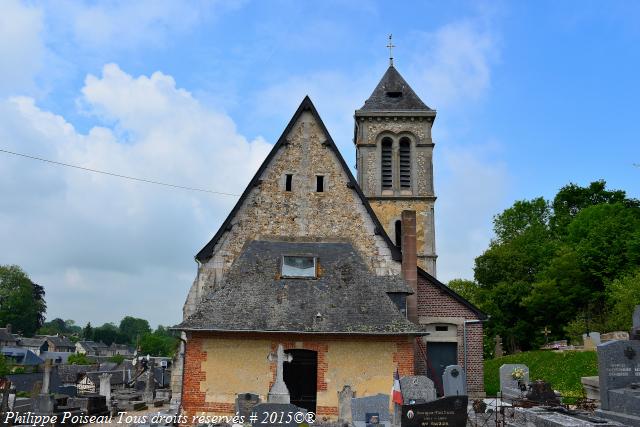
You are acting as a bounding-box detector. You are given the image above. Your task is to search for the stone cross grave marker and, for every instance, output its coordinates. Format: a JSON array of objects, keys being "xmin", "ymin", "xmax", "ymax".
[
  {"xmin": 443, "ymin": 365, "xmax": 466, "ymax": 397},
  {"xmin": 41, "ymin": 359, "xmax": 52, "ymax": 394},
  {"xmin": 499, "ymin": 364, "xmax": 529, "ymax": 402},
  {"xmin": 268, "ymin": 344, "xmax": 293, "ymax": 404},
  {"xmin": 399, "ymin": 376, "xmax": 436, "ymax": 404},
  {"xmin": 143, "ymin": 358, "xmax": 156, "ymax": 403},
  {"xmin": 338, "ymin": 385, "xmax": 355, "ymax": 423}
]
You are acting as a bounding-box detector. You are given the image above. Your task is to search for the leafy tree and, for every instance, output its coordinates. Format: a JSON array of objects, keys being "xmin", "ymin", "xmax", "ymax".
[
  {"xmin": 82, "ymin": 322, "xmax": 94, "ymax": 340},
  {"xmin": 119, "ymin": 316, "xmax": 151, "ymax": 345},
  {"xmin": 92, "ymin": 323, "xmax": 128, "ymax": 346},
  {"xmin": 108, "ymin": 354, "xmax": 125, "ymax": 364},
  {"xmin": 606, "ymin": 269, "xmax": 640, "ymax": 331},
  {"xmin": 138, "ymin": 326, "xmax": 178, "ymax": 357},
  {"xmin": 67, "ymin": 353, "xmax": 92, "ymax": 365},
  {"xmin": 447, "ymin": 279, "xmax": 481, "ymax": 306},
  {"xmin": 0, "ymin": 265, "xmax": 47, "ymax": 336}
]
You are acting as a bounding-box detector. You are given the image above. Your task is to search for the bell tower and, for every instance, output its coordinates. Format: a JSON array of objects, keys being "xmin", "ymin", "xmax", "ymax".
[{"xmin": 354, "ymin": 61, "xmax": 437, "ymax": 276}]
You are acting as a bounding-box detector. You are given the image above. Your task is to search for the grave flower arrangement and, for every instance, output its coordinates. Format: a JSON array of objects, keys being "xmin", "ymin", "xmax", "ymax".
[{"xmin": 511, "ymin": 367, "xmax": 526, "ymax": 381}]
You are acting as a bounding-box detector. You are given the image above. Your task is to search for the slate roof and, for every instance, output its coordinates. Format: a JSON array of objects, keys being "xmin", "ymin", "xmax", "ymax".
[
  {"xmin": 0, "ymin": 328, "xmax": 17, "ymax": 343},
  {"xmin": 17, "ymin": 337, "xmax": 46, "ymax": 348},
  {"xmin": 46, "ymin": 335, "xmax": 74, "ymax": 348},
  {"xmin": 58, "ymin": 364, "xmax": 94, "ymax": 383},
  {"xmin": 358, "ymin": 66, "xmax": 433, "ymax": 112},
  {"xmin": 178, "ymin": 240, "xmax": 424, "ymax": 335},
  {"xmin": 83, "ymin": 369, "xmax": 129, "ymax": 386},
  {"xmin": 195, "ymin": 96, "xmax": 402, "ymax": 264},
  {"xmin": 40, "ymin": 351, "xmax": 73, "ymax": 364},
  {"xmin": 1, "ymin": 347, "xmax": 43, "ymax": 365}
]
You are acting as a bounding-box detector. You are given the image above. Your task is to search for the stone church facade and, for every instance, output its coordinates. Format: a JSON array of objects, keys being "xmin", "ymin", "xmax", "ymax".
[{"xmin": 172, "ymin": 65, "xmax": 486, "ymax": 421}]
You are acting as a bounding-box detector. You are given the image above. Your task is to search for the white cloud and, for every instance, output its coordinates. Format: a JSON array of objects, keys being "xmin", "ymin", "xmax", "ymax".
[
  {"xmin": 0, "ymin": 64, "xmax": 271, "ymax": 326},
  {"xmin": 0, "ymin": 0, "xmax": 44, "ymax": 96},
  {"xmin": 435, "ymin": 143, "xmax": 510, "ymax": 282},
  {"xmin": 409, "ymin": 19, "xmax": 498, "ymax": 109}
]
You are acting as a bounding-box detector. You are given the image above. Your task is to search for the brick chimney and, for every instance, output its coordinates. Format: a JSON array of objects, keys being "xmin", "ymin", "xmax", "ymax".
[{"xmin": 401, "ymin": 210, "xmax": 418, "ymax": 323}]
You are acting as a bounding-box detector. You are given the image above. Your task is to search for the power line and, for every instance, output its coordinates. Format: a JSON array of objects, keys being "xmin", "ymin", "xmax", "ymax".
[{"xmin": 0, "ymin": 148, "xmax": 241, "ymax": 197}]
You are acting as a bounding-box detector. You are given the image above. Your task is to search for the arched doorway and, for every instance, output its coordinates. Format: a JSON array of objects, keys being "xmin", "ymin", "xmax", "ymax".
[{"xmin": 283, "ymin": 349, "xmax": 317, "ymax": 413}]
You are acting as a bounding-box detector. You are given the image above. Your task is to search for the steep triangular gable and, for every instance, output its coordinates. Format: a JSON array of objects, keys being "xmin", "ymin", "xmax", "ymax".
[{"xmin": 195, "ymin": 96, "xmax": 401, "ymax": 263}]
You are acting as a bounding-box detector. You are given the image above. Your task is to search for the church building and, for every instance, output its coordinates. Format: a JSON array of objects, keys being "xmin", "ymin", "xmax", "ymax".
[{"xmin": 173, "ymin": 63, "xmax": 486, "ymax": 420}]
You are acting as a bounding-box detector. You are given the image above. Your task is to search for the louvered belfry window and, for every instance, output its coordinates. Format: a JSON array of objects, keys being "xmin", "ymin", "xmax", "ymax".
[
  {"xmin": 381, "ymin": 138, "xmax": 393, "ymax": 189},
  {"xmin": 399, "ymin": 138, "xmax": 411, "ymax": 188}
]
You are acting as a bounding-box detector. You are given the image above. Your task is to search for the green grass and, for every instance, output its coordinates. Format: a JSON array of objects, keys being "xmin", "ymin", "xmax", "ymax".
[{"xmin": 484, "ymin": 350, "xmax": 598, "ymax": 400}]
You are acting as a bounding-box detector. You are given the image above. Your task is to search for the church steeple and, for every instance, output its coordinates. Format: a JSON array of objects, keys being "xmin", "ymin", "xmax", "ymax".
[{"xmin": 354, "ymin": 63, "xmax": 438, "ymax": 276}]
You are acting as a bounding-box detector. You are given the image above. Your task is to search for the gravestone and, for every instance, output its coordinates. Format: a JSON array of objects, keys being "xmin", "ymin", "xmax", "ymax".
[
  {"xmin": 268, "ymin": 344, "xmax": 293, "ymax": 404},
  {"xmin": 595, "ymin": 339, "xmax": 640, "ymax": 426},
  {"xmin": 399, "ymin": 376, "xmax": 436, "ymax": 404},
  {"xmin": 401, "ymin": 396, "xmax": 468, "ymax": 427},
  {"xmin": 144, "ymin": 358, "xmax": 156, "ymax": 404},
  {"xmin": 499, "ymin": 364, "xmax": 529, "ymax": 402},
  {"xmin": 494, "ymin": 335, "xmax": 503, "ymax": 358},
  {"xmin": 583, "ymin": 332, "xmax": 601, "ymax": 350},
  {"xmin": 99, "ymin": 373, "xmax": 112, "ymax": 405},
  {"xmin": 632, "ymin": 305, "xmax": 640, "ymax": 340},
  {"xmin": 442, "ymin": 365, "xmax": 466, "ymax": 397},
  {"xmin": 338, "ymin": 385, "xmax": 355, "ymax": 423},
  {"xmin": 236, "ymin": 392, "xmax": 261, "ymax": 420},
  {"xmin": 351, "ymin": 394, "xmax": 391, "ymax": 427}
]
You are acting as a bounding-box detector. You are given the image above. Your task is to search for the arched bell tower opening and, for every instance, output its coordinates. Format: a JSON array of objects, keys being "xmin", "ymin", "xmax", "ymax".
[{"xmin": 354, "ymin": 64, "xmax": 438, "ymax": 276}]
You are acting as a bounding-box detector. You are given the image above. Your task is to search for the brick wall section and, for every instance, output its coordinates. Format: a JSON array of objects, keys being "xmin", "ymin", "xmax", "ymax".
[
  {"xmin": 181, "ymin": 332, "xmax": 415, "ymax": 422},
  {"xmin": 417, "ymin": 275, "xmax": 485, "ymax": 395}
]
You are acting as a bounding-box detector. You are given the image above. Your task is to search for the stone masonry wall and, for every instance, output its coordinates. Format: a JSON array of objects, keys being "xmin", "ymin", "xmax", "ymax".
[{"xmin": 183, "ymin": 111, "xmax": 402, "ymax": 318}]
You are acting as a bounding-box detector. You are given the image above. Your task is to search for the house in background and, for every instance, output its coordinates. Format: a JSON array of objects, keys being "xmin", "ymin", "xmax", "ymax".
[
  {"xmin": 109, "ymin": 343, "xmax": 135, "ymax": 357},
  {"xmin": 17, "ymin": 337, "xmax": 48, "ymax": 355},
  {"xmin": 44, "ymin": 335, "xmax": 75, "ymax": 352},
  {"xmin": 76, "ymin": 340, "xmax": 110, "ymax": 356},
  {"xmin": 0, "ymin": 325, "xmax": 17, "ymax": 347},
  {"xmin": 1, "ymin": 347, "xmax": 44, "ymax": 367}
]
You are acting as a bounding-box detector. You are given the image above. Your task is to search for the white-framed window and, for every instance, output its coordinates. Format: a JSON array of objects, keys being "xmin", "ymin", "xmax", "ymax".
[{"xmin": 281, "ymin": 256, "xmax": 316, "ymax": 278}]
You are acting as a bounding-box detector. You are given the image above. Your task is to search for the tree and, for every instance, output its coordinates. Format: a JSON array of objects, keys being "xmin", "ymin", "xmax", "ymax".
[
  {"xmin": 606, "ymin": 269, "xmax": 640, "ymax": 331},
  {"xmin": 119, "ymin": 316, "xmax": 151, "ymax": 346},
  {"xmin": 82, "ymin": 322, "xmax": 93, "ymax": 340},
  {"xmin": 67, "ymin": 353, "xmax": 92, "ymax": 365},
  {"xmin": 447, "ymin": 279, "xmax": 481, "ymax": 306},
  {"xmin": 0, "ymin": 265, "xmax": 47, "ymax": 336},
  {"xmin": 138, "ymin": 326, "xmax": 178, "ymax": 357},
  {"xmin": 92, "ymin": 323, "xmax": 128, "ymax": 346}
]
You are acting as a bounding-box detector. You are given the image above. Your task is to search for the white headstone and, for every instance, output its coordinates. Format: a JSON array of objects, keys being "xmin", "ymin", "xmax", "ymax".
[
  {"xmin": 99, "ymin": 373, "xmax": 112, "ymax": 404},
  {"xmin": 499, "ymin": 364, "xmax": 529, "ymax": 401}
]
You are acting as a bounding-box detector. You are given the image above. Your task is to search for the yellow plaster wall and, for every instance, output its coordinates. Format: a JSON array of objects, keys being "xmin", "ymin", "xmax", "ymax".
[
  {"xmin": 200, "ymin": 338, "xmax": 272, "ymax": 403},
  {"xmin": 197, "ymin": 336, "xmax": 400, "ymax": 414},
  {"xmin": 318, "ymin": 341, "xmax": 396, "ymax": 408}
]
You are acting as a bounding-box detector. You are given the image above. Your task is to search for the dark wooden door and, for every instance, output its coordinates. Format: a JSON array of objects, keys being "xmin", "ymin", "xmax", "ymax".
[
  {"xmin": 283, "ymin": 349, "xmax": 317, "ymax": 413},
  {"xmin": 427, "ymin": 342, "xmax": 457, "ymax": 396}
]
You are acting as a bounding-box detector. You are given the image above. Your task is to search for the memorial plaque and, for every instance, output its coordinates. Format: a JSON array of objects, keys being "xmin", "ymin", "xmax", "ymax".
[{"xmin": 401, "ymin": 396, "xmax": 468, "ymax": 427}]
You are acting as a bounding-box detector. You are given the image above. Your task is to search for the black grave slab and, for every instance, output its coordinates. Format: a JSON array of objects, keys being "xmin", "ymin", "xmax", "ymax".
[{"xmin": 401, "ymin": 396, "xmax": 468, "ymax": 427}]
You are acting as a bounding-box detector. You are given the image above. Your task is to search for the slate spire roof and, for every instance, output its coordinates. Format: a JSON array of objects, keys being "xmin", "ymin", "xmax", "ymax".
[{"xmin": 358, "ymin": 65, "xmax": 433, "ymax": 112}]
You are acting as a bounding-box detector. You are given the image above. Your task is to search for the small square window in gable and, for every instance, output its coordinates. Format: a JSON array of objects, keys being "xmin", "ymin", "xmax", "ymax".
[{"xmin": 281, "ymin": 256, "xmax": 316, "ymax": 278}]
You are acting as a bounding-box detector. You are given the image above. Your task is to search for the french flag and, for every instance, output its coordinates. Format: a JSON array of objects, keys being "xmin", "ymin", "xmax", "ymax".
[{"xmin": 392, "ymin": 368, "xmax": 403, "ymax": 405}]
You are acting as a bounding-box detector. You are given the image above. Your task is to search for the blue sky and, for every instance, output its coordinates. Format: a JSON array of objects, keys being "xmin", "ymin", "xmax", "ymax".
[{"xmin": 1, "ymin": 0, "xmax": 638, "ymax": 327}]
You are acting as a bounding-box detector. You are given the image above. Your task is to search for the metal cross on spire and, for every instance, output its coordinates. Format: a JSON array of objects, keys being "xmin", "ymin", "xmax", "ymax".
[{"xmin": 387, "ymin": 34, "xmax": 395, "ymax": 67}]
